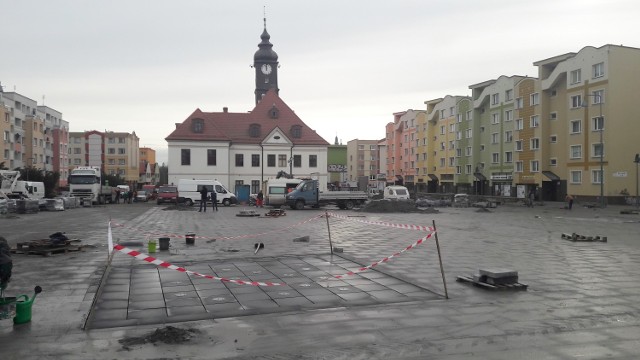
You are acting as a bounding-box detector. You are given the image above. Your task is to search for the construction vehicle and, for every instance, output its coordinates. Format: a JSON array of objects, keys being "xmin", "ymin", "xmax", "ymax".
[
  {"xmin": 68, "ymin": 167, "xmax": 114, "ymax": 205},
  {"xmin": 285, "ymin": 179, "xmax": 368, "ymax": 210},
  {"xmin": 0, "ymin": 170, "xmax": 45, "ymax": 200}
]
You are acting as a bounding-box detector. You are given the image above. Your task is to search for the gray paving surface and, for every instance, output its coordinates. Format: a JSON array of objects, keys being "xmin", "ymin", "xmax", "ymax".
[{"xmin": 1, "ymin": 201, "xmax": 639, "ymax": 359}]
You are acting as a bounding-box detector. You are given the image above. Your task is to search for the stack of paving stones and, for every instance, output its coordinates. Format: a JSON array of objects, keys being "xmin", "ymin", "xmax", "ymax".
[
  {"xmin": 561, "ymin": 233, "xmax": 607, "ymax": 242},
  {"xmin": 457, "ymin": 268, "xmax": 527, "ymax": 291},
  {"xmin": 15, "ymin": 199, "xmax": 39, "ymax": 214},
  {"xmin": 61, "ymin": 197, "xmax": 79, "ymax": 209},
  {"xmin": 44, "ymin": 199, "xmax": 65, "ymax": 211}
]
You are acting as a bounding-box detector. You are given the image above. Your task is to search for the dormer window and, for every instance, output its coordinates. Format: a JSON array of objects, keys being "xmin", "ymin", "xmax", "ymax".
[
  {"xmin": 269, "ymin": 105, "xmax": 279, "ymax": 119},
  {"xmin": 249, "ymin": 123, "xmax": 261, "ymax": 138},
  {"xmin": 290, "ymin": 125, "xmax": 302, "ymax": 139},
  {"xmin": 192, "ymin": 118, "xmax": 204, "ymax": 133}
]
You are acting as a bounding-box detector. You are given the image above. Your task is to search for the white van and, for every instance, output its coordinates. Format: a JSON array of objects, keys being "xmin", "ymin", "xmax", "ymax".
[
  {"xmin": 263, "ymin": 178, "xmax": 303, "ymax": 207},
  {"xmin": 177, "ymin": 179, "xmax": 238, "ymax": 207},
  {"xmin": 384, "ymin": 185, "xmax": 410, "ymax": 201},
  {"xmin": 14, "ymin": 181, "xmax": 45, "ymax": 200}
]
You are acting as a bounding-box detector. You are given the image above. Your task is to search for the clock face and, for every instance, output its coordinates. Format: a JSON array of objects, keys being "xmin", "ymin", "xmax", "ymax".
[{"xmin": 261, "ymin": 64, "xmax": 272, "ymax": 75}]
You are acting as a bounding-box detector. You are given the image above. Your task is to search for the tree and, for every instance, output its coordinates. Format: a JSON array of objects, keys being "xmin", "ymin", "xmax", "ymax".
[{"xmin": 103, "ymin": 173, "xmax": 126, "ymax": 187}]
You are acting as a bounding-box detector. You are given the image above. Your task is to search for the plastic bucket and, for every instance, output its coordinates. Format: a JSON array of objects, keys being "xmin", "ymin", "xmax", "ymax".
[
  {"xmin": 185, "ymin": 233, "xmax": 196, "ymax": 245},
  {"xmin": 159, "ymin": 237, "xmax": 170, "ymax": 250},
  {"xmin": 0, "ymin": 297, "xmax": 16, "ymax": 320},
  {"xmin": 148, "ymin": 240, "xmax": 157, "ymax": 253}
]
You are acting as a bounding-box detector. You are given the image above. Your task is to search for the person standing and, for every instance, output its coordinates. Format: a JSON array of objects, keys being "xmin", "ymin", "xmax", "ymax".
[
  {"xmin": 256, "ymin": 191, "xmax": 264, "ymax": 208},
  {"xmin": 115, "ymin": 189, "xmax": 121, "ymax": 204},
  {"xmin": 211, "ymin": 189, "xmax": 218, "ymax": 211},
  {"xmin": 199, "ymin": 186, "xmax": 208, "ymax": 212},
  {"xmin": 565, "ymin": 194, "xmax": 574, "ymax": 210},
  {"xmin": 528, "ymin": 189, "xmax": 535, "ymax": 208}
]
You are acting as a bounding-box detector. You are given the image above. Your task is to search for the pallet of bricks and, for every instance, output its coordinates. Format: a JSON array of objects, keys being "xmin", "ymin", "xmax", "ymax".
[{"xmin": 11, "ymin": 238, "xmax": 82, "ymax": 257}]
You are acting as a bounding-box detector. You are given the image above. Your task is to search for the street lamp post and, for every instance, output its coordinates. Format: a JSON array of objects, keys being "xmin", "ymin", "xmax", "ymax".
[{"xmin": 585, "ymin": 93, "xmax": 605, "ymax": 208}]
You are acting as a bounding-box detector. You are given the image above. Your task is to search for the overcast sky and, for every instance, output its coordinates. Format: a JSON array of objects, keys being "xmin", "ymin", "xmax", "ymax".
[{"xmin": 2, "ymin": 0, "xmax": 638, "ymax": 165}]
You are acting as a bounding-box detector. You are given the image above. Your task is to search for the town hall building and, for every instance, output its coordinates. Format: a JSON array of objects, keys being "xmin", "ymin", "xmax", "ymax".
[{"xmin": 165, "ymin": 21, "xmax": 330, "ymax": 194}]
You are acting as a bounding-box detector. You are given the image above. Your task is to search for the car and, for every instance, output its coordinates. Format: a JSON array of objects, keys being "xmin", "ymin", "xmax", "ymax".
[{"xmin": 135, "ymin": 190, "xmax": 149, "ymax": 202}]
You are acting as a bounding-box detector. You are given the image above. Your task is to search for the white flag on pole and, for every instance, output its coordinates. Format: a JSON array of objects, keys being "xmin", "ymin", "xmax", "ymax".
[{"xmin": 108, "ymin": 221, "xmax": 114, "ymax": 254}]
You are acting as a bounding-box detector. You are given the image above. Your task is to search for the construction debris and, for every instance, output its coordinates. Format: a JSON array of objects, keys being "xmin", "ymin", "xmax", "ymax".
[
  {"xmin": 265, "ymin": 208, "xmax": 286, "ymax": 217},
  {"xmin": 561, "ymin": 233, "xmax": 607, "ymax": 242},
  {"xmin": 237, "ymin": 209, "xmax": 260, "ymax": 217},
  {"xmin": 11, "ymin": 235, "xmax": 83, "ymax": 257},
  {"xmin": 457, "ymin": 269, "xmax": 527, "ymax": 291},
  {"xmin": 293, "ymin": 236, "xmax": 310, "ymax": 243}
]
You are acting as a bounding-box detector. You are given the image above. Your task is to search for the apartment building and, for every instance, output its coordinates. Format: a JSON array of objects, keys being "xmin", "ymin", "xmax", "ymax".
[
  {"xmin": 534, "ymin": 44, "xmax": 640, "ymax": 203},
  {"xmin": 24, "ymin": 115, "xmax": 45, "ymax": 170},
  {"xmin": 346, "ymin": 139, "xmax": 380, "ymax": 184},
  {"xmin": 69, "ymin": 130, "xmax": 140, "ymax": 185},
  {"xmin": 1, "ymin": 100, "xmax": 10, "ymax": 167},
  {"xmin": 51, "ymin": 117, "xmax": 70, "ymax": 186},
  {"xmin": 386, "ymin": 110, "xmax": 423, "ymax": 188},
  {"xmin": 139, "ymin": 147, "xmax": 158, "ymax": 185},
  {"xmin": 0, "ymin": 91, "xmax": 37, "ymax": 170}
]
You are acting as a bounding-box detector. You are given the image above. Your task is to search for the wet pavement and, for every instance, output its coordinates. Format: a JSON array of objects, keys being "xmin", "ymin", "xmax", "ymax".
[{"xmin": 1, "ymin": 201, "xmax": 640, "ymax": 359}]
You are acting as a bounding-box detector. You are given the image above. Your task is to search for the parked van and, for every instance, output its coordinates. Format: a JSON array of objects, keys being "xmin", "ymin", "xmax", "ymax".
[
  {"xmin": 263, "ymin": 178, "xmax": 303, "ymax": 207},
  {"xmin": 156, "ymin": 185, "xmax": 179, "ymax": 205},
  {"xmin": 14, "ymin": 181, "xmax": 45, "ymax": 199},
  {"xmin": 383, "ymin": 185, "xmax": 410, "ymax": 201},
  {"xmin": 177, "ymin": 179, "xmax": 238, "ymax": 207}
]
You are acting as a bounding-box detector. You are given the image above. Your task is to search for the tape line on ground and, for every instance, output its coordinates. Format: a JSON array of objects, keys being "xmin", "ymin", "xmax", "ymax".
[
  {"xmin": 112, "ymin": 244, "xmax": 283, "ymax": 286},
  {"xmin": 333, "ymin": 231, "xmax": 436, "ymax": 278},
  {"xmin": 327, "ymin": 212, "xmax": 435, "ymax": 232}
]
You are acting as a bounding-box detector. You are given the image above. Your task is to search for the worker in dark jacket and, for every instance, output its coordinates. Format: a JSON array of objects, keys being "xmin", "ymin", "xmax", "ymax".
[{"xmin": 199, "ymin": 186, "xmax": 208, "ymax": 212}]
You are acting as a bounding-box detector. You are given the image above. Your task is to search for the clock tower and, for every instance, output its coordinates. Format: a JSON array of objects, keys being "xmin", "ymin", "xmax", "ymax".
[{"xmin": 254, "ymin": 18, "xmax": 279, "ymax": 105}]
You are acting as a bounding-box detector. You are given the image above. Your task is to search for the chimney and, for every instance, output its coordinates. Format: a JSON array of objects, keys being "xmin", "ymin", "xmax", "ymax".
[{"xmin": 223, "ymin": 107, "xmax": 228, "ymax": 113}]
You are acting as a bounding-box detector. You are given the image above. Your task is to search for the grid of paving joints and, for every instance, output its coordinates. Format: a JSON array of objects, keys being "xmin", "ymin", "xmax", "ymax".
[{"xmin": 88, "ymin": 255, "xmax": 441, "ymax": 329}]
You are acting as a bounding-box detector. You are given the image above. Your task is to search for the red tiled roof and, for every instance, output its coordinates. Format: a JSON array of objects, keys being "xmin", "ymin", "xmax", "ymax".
[{"xmin": 165, "ymin": 90, "xmax": 329, "ymax": 146}]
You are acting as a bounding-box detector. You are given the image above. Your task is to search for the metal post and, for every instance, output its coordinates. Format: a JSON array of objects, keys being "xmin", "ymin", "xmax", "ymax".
[
  {"xmin": 325, "ymin": 210, "xmax": 334, "ymax": 255},
  {"xmin": 432, "ymin": 220, "xmax": 449, "ymax": 299}
]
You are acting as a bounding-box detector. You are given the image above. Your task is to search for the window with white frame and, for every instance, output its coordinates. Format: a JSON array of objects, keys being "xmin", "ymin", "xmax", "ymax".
[
  {"xmin": 456, "ymin": 166, "xmax": 461, "ymax": 174},
  {"xmin": 515, "ymin": 161, "xmax": 523, "ymax": 172},
  {"xmin": 504, "ymin": 130, "xmax": 513, "ymax": 142},
  {"xmin": 504, "ymin": 151, "xmax": 513, "ymax": 163},
  {"xmin": 592, "ymin": 169, "xmax": 603, "ymax": 184},
  {"xmin": 457, "ymin": 114, "xmax": 462, "ymax": 123},
  {"xmin": 449, "ymin": 123, "xmax": 455, "ymax": 133},
  {"xmin": 592, "ymin": 90, "xmax": 604, "ymax": 104},
  {"xmin": 570, "ymin": 69, "xmax": 582, "ymax": 84},
  {"xmin": 440, "ymin": 126, "xmax": 445, "ymax": 135},
  {"xmin": 492, "ymin": 113, "xmax": 500, "ymax": 124},
  {"xmin": 466, "ymin": 129, "xmax": 472, "ymax": 138},
  {"xmin": 505, "ymin": 110, "xmax": 513, "ymax": 121},
  {"xmin": 505, "ymin": 89, "xmax": 513, "ymax": 101},
  {"xmin": 592, "ymin": 143, "xmax": 604, "ymax": 157},
  {"xmin": 466, "ymin": 146, "xmax": 472, "ymax": 156},
  {"xmin": 570, "ymin": 145, "xmax": 582, "ymax": 159},
  {"xmin": 571, "ymin": 170, "xmax": 582, "ymax": 184},
  {"xmin": 593, "ymin": 116, "xmax": 604, "ymax": 131},
  {"xmin": 530, "ymin": 138, "xmax": 540, "ymax": 150},
  {"xmin": 570, "ymin": 120, "xmax": 582, "ymax": 134},
  {"xmin": 491, "ymin": 133, "xmax": 499, "ymax": 144},
  {"xmin": 449, "ymin": 157, "xmax": 455, "ymax": 166},
  {"xmin": 571, "ymin": 95, "xmax": 582, "ymax": 108},
  {"xmin": 440, "ymin": 158, "xmax": 445, "ymax": 167},
  {"xmin": 530, "ymin": 93, "xmax": 539, "ymax": 105},
  {"xmin": 550, "ymin": 135, "xmax": 557, "ymax": 143},
  {"xmin": 440, "ymin": 109, "xmax": 445, "ymax": 119},
  {"xmin": 466, "ymin": 164, "xmax": 472, "ymax": 174},
  {"xmin": 491, "ymin": 93, "xmax": 499, "ymax": 105},
  {"xmin": 440, "ymin": 142, "xmax": 445, "ymax": 150},
  {"xmin": 515, "ymin": 97, "xmax": 523, "ymax": 109},
  {"xmin": 450, "ymin": 107, "xmax": 455, "ymax": 116},
  {"xmin": 515, "ymin": 140, "xmax": 523, "ymax": 151},
  {"xmin": 449, "ymin": 140, "xmax": 455, "ymax": 149},
  {"xmin": 456, "ymin": 148, "xmax": 462, "ymax": 157},
  {"xmin": 516, "ymin": 118, "xmax": 524, "ymax": 130},
  {"xmin": 456, "ymin": 131, "xmax": 462, "ymax": 140},
  {"xmin": 530, "ymin": 115, "xmax": 539, "ymax": 128},
  {"xmin": 492, "ymin": 153, "xmax": 499, "ymax": 163},
  {"xmin": 550, "ymin": 158, "xmax": 557, "ymax": 166},
  {"xmin": 593, "ymin": 62, "xmax": 604, "ymax": 78},
  {"xmin": 531, "ymin": 160, "xmax": 539, "ymax": 172},
  {"xmin": 465, "ymin": 110, "xmax": 472, "ymax": 121}
]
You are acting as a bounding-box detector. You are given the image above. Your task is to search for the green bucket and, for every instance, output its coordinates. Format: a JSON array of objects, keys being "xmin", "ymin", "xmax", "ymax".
[
  {"xmin": 0, "ymin": 297, "xmax": 16, "ymax": 320},
  {"xmin": 148, "ymin": 240, "xmax": 157, "ymax": 253}
]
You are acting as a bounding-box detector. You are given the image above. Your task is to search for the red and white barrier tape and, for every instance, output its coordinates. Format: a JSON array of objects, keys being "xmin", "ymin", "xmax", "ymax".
[
  {"xmin": 111, "ymin": 214, "xmax": 323, "ymax": 240},
  {"xmin": 112, "ymin": 244, "xmax": 283, "ymax": 286},
  {"xmin": 326, "ymin": 212, "xmax": 435, "ymax": 232},
  {"xmin": 333, "ymin": 231, "xmax": 436, "ymax": 278}
]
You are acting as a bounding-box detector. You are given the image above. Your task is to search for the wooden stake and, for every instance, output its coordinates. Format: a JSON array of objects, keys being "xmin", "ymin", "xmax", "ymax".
[
  {"xmin": 325, "ymin": 210, "xmax": 333, "ymax": 255},
  {"xmin": 433, "ymin": 220, "xmax": 449, "ymax": 299}
]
